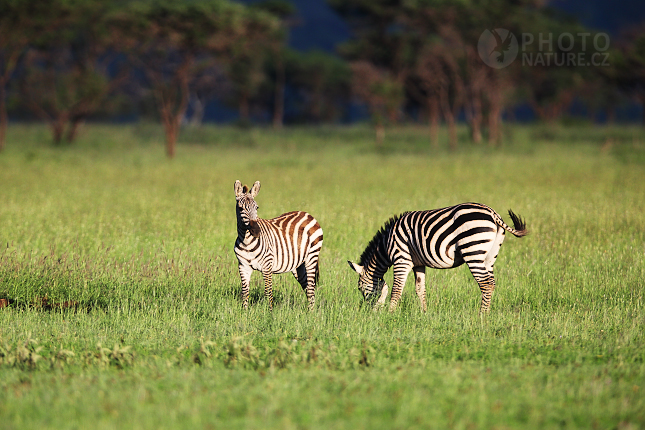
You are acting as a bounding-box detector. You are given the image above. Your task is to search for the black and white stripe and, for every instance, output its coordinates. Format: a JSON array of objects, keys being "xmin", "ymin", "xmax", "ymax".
[
  {"xmin": 348, "ymin": 203, "xmax": 527, "ymax": 312},
  {"xmin": 234, "ymin": 180, "xmax": 324, "ymax": 310}
]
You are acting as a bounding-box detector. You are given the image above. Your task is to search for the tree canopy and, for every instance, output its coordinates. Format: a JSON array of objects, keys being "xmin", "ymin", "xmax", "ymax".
[{"xmin": 0, "ymin": 0, "xmax": 643, "ymax": 154}]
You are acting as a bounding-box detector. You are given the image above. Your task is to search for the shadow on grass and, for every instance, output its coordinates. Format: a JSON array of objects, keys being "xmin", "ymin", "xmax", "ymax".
[{"xmin": 0, "ymin": 296, "xmax": 108, "ymax": 313}]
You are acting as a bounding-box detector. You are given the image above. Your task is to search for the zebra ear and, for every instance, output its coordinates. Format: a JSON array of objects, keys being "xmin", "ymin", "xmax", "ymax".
[
  {"xmin": 250, "ymin": 181, "xmax": 261, "ymax": 198},
  {"xmin": 234, "ymin": 180, "xmax": 244, "ymax": 198},
  {"xmin": 347, "ymin": 261, "xmax": 363, "ymax": 275}
]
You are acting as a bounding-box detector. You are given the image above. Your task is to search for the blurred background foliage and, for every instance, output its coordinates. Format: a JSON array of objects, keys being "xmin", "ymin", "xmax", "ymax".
[{"xmin": 0, "ymin": 0, "xmax": 644, "ymax": 156}]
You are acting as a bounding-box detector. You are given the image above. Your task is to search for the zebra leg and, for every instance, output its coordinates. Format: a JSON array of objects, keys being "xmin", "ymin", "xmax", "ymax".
[
  {"xmin": 465, "ymin": 259, "xmax": 496, "ymax": 312},
  {"xmin": 389, "ymin": 262, "xmax": 413, "ymax": 311},
  {"xmin": 239, "ymin": 264, "xmax": 253, "ymax": 309},
  {"xmin": 292, "ymin": 262, "xmax": 316, "ymax": 310},
  {"xmin": 305, "ymin": 259, "xmax": 318, "ymax": 311},
  {"xmin": 413, "ymin": 266, "xmax": 427, "ymax": 312},
  {"xmin": 475, "ymin": 270, "xmax": 496, "ymax": 312},
  {"xmin": 478, "ymin": 228, "xmax": 504, "ymax": 312},
  {"xmin": 262, "ymin": 270, "xmax": 274, "ymax": 309},
  {"xmin": 376, "ymin": 281, "xmax": 389, "ymax": 306},
  {"xmin": 462, "ymin": 227, "xmax": 504, "ymax": 312},
  {"xmin": 292, "ymin": 264, "xmax": 308, "ymax": 292}
]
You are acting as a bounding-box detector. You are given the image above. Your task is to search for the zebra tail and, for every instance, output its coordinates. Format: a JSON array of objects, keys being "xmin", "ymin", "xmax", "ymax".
[{"xmin": 507, "ymin": 209, "xmax": 529, "ymax": 237}]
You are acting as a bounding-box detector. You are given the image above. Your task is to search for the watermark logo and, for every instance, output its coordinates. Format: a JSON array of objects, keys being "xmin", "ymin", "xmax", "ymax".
[
  {"xmin": 478, "ymin": 28, "xmax": 519, "ymax": 69},
  {"xmin": 479, "ymin": 29, "xmax": 611, "ymax": 68}
]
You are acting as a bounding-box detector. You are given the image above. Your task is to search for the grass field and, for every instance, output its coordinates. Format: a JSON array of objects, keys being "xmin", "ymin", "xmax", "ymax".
[{"xmin": 0, "ymin": 123, "xmax": 644, "ymax": 429}]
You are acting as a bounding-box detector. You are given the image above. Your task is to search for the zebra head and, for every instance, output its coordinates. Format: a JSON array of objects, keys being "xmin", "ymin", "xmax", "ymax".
[
  {"xmin": 234, "ymin": 180, "xmax": 261, "ymax": 236},
  {"xmin": 347, "ymin": 261, "xmax": 387, "ymax": 302}
]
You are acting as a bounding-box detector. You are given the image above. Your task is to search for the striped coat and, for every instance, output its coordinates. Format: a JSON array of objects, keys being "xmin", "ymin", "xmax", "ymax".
[
  {"xmin": 348, "ymin": 203, "xmax": 528, "ymax": 312},
  {"xmin": 234, "ymin": 180, "xmax": 323, "ymax": 309}
]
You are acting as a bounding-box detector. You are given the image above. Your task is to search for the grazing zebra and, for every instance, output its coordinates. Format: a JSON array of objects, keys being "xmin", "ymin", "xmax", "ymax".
[
  {"xmin": 347, "ymin": 203, "xmax": 528, "ymax": 312},
  {"xmin": 234, "ymin": 180, "xmax": 323, "ymax": 310}
]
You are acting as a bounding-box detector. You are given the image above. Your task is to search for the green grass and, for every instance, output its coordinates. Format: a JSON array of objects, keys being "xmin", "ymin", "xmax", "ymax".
[{"xmin": 0, "ymin": 123, "xmax": 644, "ymax": 429}]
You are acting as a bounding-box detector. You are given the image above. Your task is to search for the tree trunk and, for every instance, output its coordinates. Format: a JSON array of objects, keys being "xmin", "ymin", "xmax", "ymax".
[
  {"xmin": 446, "ymin": 113, "xmax": 457, "ymax": 151},
  {"xmin": 148, "ymin": 56, "xmax": 193, "ymax": 158},
  {"xmin": 272, "ymin": 55, "xmax": 285, "ymax": 129},
  {"xmin": 488, "ymin": 96, "xmax": 501, "ymax": 147},
  {"xmin": 375, "ymin": 121, "xmax": 385, "ymax": 146},
  {"xmin": 166, "ymin": 128, "xmax": 176, "ymax": 158},
  {"xmin": 51, "ymin": 114, "xmax": 68, "ymax": 146},
  {"xmin": 163, "ymin": 116, "xmax": 178, "ymax": 158},
  {"xmin": 439, "ymin": 87, "xmax": 457, "ymax": 150},
  {"xmin": 428, "ymin": 96, "xmax": 439, "ymax": 148},
  {"xmin": 159, "ymin": 98, "xmax": 179, "ymax": 159},
  {"xmin": 0, "ymin": 48, "xmax": 25, "ymax": 153},
  {"xmin": 66, "ymin": 117, "xmax": 84, "ymax": 143},
  {"xmin": 486, "ymin": 81, "xmax": 504, "ymax": 147},
  {"xmin": 470, "ymin": 90, "xmax": 483, "ymax": 144}
]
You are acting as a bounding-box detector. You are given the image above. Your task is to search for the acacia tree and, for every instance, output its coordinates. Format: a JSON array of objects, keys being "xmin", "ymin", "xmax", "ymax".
[
  {"xmin": 329, "ymin": 1, "xmax": 413, "ymax": 144},
  {"xmin": 225, "ymin": 6, "xmax": 283, "ymax": 126},
  {"xmin": 404, "ymin": 0, "xmax": 527, "ymax": 146},
  {"xmin": 401, "ymin": 5, "xmax": 448, "ymax": 146},
  {"xmin": 333, "ymin": 0, "xmax": 477, "ymax": 147},
  {"xmin": 337, "ymin": 0, "xmax": 589, "ymax": 147},
  {"xmin": 185, "ymin": 62, "xmax": 231, "ymax": 127},
  {"xmin": 286, "ymin": 50, "xmax": 351, "ymax": 123},
  {"xmin": 18, "ymin": 0, "xmax": 130, "ymax": 145},
  {"xmin": 330, "ymin": 0, "xmax": 413, "ymax": 80},
  {"xmin": 416, "ymin": 43, "xmax": 464, "ymax": 150},
  {"xmin": 248, "ymin": 0, "xmax": 294, "ymax": 129},
  {"xmin": 0, "ymin": 0, "xmax": 54, "ymax": 151},
  {"xmin": 17, "ymin": 0, "xmax": 142, "ymax": 145},
  {"xmin": 615, "ymin": 26, "xmax": 645, "ymax": 125},
  {"xmin": 350, "ymin": 60, "xmax": 404, "ymax": 145},
  {"xmin": 111, "ymin": 0, "xmax": 280, "ymax": 157},
  {"xmin": 411, "ymin": 33, "xmax": 467, "ymax": 148},
  {"xmin": 512, "ymin": 8, "xmax": 604, "ymax": 126},
  {"xmin": 227, "ymin": 41, "xmax": 269, "ymax": 125}
]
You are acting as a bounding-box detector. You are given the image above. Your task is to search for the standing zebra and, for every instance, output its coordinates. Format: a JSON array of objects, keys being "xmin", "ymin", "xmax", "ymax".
[
  {"xmin": 234, "ymin": 180, "xmax": 323, "ymax": 310},
  {"xmin": 348, "ymin": 203, "xmax": 528, "ymax": 312}
]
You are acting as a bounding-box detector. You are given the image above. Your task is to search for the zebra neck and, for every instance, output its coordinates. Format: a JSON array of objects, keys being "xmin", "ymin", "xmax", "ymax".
[
  {"xmin": 237, "ymin": 217, "xmax": 261, "ymax": 241},
  {"xmin": 359, "ymin": 233, "xmax": 391, "ymax": 276},
  {"xmin": 363, "ymin": 261, "xmax": 388, "ymax": 282},
  {"xmin": 358, "ymin": 218, "xmax": 394, "ymax": 273},
  {"xmin": 236, "ymin": 216, "xmax": 251, "ymax": 241}
]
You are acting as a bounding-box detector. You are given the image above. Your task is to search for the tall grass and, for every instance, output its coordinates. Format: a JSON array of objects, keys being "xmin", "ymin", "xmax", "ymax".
[{"xmin": 0, "ymin": 123, "xmax": 644, "ymax": 429}]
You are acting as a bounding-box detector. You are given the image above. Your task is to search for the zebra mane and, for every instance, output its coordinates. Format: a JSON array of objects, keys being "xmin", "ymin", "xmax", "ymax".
[{"xmin": 358, "ymin": 213, "xmax": 408, "ymax": 266}]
